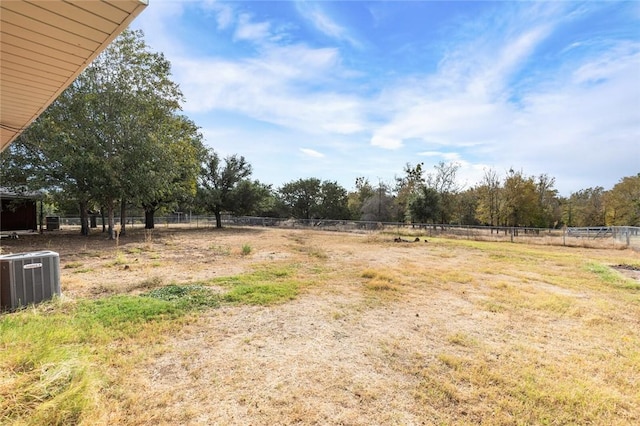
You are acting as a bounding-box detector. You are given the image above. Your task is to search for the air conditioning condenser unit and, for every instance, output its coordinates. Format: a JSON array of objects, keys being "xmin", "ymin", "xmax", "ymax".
[{"xmin": 0, "ymin": 251, "xmax": 61, "ymax": 311}]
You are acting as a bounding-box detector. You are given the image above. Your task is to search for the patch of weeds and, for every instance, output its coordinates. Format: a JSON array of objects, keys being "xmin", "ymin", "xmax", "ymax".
[
  {"xmin": 531, "ymin": 294, "xmax": 573, "ymax": 314},
  {"xmin": 126, "ymin": 247, "xmax": 143, "ymax": 255},
  {"xmin": 447, "ymin": 332, "xmax": 478, "ymax": 347},
  {"xmin": 106, "ymin": 252, "xmax": 127, "ymax": 267},
  {"xmin": 481, "ymin": 300, "xmax": 507, "ymax": 313},
  {"xmin": 586, "ymin": 262, "xmax": 640, "ymax": 290},
  {"xmin": 331, "ymin": 311, "xmax": 346, "ymax": 320},
  {"xmin": 365, "ymin": 280, "xmax": 399, "ymax": 292},
  {"xmin": 223, "ymin": 282, "xmax": 298, "ymax": 305},
  {"xmin": 72, "ymin": 268, "xmax": 93, "ymax": 274},
  {"xmin": 0, "ymin": 293, "xmax": 195, "ymax": 424},
  {"xmin": 144, "ymin": 284, "xmax": 220, "ymax": 309},
  {"xmin": 241, "ymin": 244, "xmax": 252, "ymax": 256},
  {"xmin": 213, "ymin": 264, "xmax": 301, "ymax": 305},
  {"xmin": 250, "ymin": 264, "xmax": 295, "ymax": 279},
  {"xmin": 63, "ymin": 262, "xmax": 83, "ymax": 269},
  {"xmin": 440, "ymin": 270, "xmax": 474, "ymax": 284},
  {"xmin": 77, "ymin": 296, "xmax": 182, "ymax": 329},
  {"xmin": 437, "ymin": 353, "xmax": 467, "ymax": 371},
  {"xmin": 209, "ymin": 244, "xmax": 230, "ymax": 256},
  {"xmin": 305, "ymin": 246, "xmax": 328, "ymax": 259},
  {"xmin": 361, "ymin": 269, "xmax": 400, "ymax": 292},
  {"xmin": 361, "ymin": 269, "xmax": 378, "ymax": 279},
  {"xmin": 127, "ymin": 276, "xmax": 164, "ymax": 292}
]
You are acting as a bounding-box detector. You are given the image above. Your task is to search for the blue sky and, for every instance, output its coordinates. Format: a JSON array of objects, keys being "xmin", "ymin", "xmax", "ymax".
[{"xmin": 132, "ymin": 1, "xmax": 640, "ymax": 196}]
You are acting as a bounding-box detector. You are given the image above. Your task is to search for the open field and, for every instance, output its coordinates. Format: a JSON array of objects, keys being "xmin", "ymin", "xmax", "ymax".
[{"xmin": 1, "ymin": 227, "xmax": 640, "ymax": 425}]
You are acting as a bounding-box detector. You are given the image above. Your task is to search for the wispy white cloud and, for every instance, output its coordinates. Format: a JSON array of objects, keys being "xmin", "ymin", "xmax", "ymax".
[
  {"xmin": 300, "ymin": 148, "xmax": 325, "ymax": 158},
  {"xmin": 294, "ymin": 1, "xmax": 362, "ymax": 48},
  {"xmin": 417, "ymin": 151, "xmax": 462, "ymax": 162},
  {"xmin": 173, "ymin": 49, "xmax": 366, "ymax": 136},
  {"xmin": 201, "ymin": 1, "xmax": 234, "ymax": 30},
  {"xmin": 234, "ymin": 13, "xmax": 271, "ymax": 42}
]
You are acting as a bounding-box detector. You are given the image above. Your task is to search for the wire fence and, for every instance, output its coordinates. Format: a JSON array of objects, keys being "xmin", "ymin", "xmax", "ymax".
[{"xmin": 49, "ymin": 215, "xmax": 640, "ymax": 251}]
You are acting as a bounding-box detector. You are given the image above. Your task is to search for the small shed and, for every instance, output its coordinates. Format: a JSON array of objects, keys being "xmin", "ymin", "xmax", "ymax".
[{"xmin": 0, "ymin": 188, "xmax": 40, "ymax": 232}]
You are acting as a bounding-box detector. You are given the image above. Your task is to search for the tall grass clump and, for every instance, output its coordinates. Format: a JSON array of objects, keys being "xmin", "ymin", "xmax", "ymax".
[{"xmin": 0, "ymin": 285, "xmax": 222, "ymax": 425}]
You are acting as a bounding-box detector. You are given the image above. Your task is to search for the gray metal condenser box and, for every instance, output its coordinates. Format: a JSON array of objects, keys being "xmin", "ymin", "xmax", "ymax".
[{"xmin": 0, "ymin": 251, "xmax": 61, "ymax": 310}]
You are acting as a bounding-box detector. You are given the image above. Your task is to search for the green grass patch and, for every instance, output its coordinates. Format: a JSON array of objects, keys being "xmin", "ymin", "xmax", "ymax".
[
  {"xmin": 586, "ymin": 262, "xmax": 640, "ymax": 290},
  {"xmin": 144, "ymin": 284, "xmax": 220, "ymax": 309},
  {"xmin": 77, "ymin": 296, "xmax": 182, "ymax": 330},
  {"xmin": 212, "ymin": 264, "xmax": 301, "ymax": 305},
  {"xmin": 223, "ymin": 282, "xmax": 298, "ymax": 305},
  {"xmin": 0, "ymin": 286, "xmax": 223, "ymax": 424}
]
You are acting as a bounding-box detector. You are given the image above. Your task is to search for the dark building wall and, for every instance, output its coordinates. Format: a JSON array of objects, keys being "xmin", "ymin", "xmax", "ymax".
[{"xmin": 0, "ymin": 198, "xmax": 37, "ymax": 231}]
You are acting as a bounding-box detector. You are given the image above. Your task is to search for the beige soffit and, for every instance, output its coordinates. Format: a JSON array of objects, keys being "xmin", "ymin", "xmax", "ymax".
[{"xmin": 0, "ymin": 0, "xmax": 148, "ymax": 152}]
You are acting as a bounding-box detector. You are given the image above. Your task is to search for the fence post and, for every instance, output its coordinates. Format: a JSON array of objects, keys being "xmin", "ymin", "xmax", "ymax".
[{"xmin": 626, "ymin": 227, "xmax": 631, "ymax": 247}]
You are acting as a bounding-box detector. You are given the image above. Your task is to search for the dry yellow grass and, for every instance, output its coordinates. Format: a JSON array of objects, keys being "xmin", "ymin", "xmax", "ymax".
[{"xmin": 1, "ymin": 226, "xmax": 639, "ymax": 425}]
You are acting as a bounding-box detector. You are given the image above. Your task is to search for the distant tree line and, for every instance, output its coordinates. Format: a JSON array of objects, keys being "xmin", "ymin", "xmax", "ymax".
[{"xmin": 2, "ymin": 30, "xmax": 638, "ymax": 236}]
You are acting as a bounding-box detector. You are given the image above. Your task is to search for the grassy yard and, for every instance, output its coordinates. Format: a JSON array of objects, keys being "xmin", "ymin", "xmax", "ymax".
[{"xmin": 1, "ymin": 227, "xmax": 639, "ymax": 425}]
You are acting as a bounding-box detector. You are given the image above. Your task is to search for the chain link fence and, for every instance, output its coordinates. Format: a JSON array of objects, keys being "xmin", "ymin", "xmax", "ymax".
[{"xmin": 51, "ymin": 216, "xmax": 640, "ymax": 250}]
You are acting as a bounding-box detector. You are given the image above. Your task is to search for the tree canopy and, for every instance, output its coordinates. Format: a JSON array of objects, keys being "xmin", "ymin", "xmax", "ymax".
[
  {"xmin": 197, "ymin": 150, "xmax": 253, "ymax": 228},
  {"xmin": 1, "ymin": 30, "xmax": 203, "ymax": 237}
]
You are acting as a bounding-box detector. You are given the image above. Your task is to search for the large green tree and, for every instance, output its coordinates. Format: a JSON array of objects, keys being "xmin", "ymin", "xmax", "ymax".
[
  {"xmin": 198, "ymin": 150, "xmax": 253, "ymax": 228},
  {"xmin": 318, "ymin": 181, "xmax": 350, "ymax": 219},
  {"xmin": 347, "ymin": 177, "xmax": 376, "ymax": 220},
  {"xmin": 475, "ymin": 168, "xmax": 502, "ymax": 228},
  {"xmin": 564, "ymin": 187, "xmax": 605, "ymax": 227},
  {"xmin": 278, "ymin": 178, "xmax": 349, "ymax": 220},
  {"xmin": 394, "ymin": 162, "xmax": 425, "ymax": 222},
  {"xmin": 408, "ymin": 186, "xmax": 441, "ymax": 224},
  {"xmin": 426, "ymin": 161, "xmax": 461, "ymax": 224},
  {"xmin": 501, "ymin": 169, "xmax": 539, "ymax": 227},
  {"xmin": 278, "ymin": 178, "xmax": 322, "ymax": 220},
  {"xmin": 132, "ymin": 114, "xmax": 205, "ymax": 229},
  {"xmin": 534, "ymin": 174, "xmax": 561, "ymax": 228},
  {"xmin": 360, "ymin": 181, "xmax": 396, "ymax": 222},
  {"xmin": 229, "ymin": 180, "xmax": 274, "ymax": 217},
  {"xmin": 605, "ymin": 174, "xmax": 640, "ymax": 226},
  {"xmin": 82, "ymin": 29, "xmax": 185, "ymax": 237},
  {"xmin": 4, "ymin": 29, "xmax": 192, "ymax": 238}
]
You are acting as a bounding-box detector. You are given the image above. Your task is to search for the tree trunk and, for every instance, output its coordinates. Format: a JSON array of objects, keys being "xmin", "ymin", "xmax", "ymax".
[
  {"xmin": 79, "ymin": 201, "xmax": 89, "ymax": 236},
  {"xmin": 215, "ymin": 210, "xmax": 222, "ymax": 228},
  {"xmin": 107, "ymin": 203, "xmax": 115, "ymax": 240},
  {"xmin": 119, "ymin": 199, "xmax": 127, "ymax": 236},
  {"xmin": 144, "ymin": 208, "xmax": 155, "ymax": 229},
  {"xmin": 101, "ymin": 207, "xmax": 106, "ymax": 233}
]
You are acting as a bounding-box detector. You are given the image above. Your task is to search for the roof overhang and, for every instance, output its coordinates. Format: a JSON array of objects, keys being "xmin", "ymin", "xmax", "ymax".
[{"xmin": 0, "ymin": 0, "xmax": 148, "ymax": 152}]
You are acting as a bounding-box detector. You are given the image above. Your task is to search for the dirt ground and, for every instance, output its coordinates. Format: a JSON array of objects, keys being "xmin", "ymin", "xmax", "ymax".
[{"xmin": 2, "ymin": 226, "xmax": 639, "ymax": 425}]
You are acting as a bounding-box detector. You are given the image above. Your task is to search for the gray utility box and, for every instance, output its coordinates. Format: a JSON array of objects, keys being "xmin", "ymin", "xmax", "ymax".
[{"xmin": 0, "ymin": 251, "xmax": 61, "ymax": 311}]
